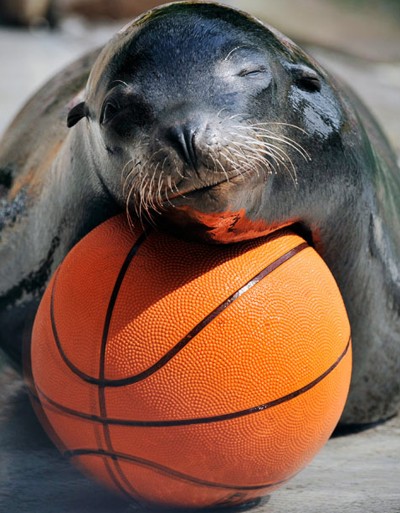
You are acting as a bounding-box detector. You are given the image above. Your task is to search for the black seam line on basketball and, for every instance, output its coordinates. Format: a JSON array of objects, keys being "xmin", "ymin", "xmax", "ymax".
[
  {"xmin": 33, "ymin": 336, "xmax": 351, "ymax": 427},
  {"xmin": 50, "ymin": 239, "xmax": 308, "ymax": 386},
  {"xmin": 52, "ymin": 240, "xmax": 309, "ymax": 387},
  {"xmin": 98, "ymin": 232, "xmax": 150, "ymax": 502},
  {"xmin": 100, "ymin": 408, "xmax": 138, "ymax": 501},
  {"xmin": 42, "ymin": 360, "xmax": 134, "ymax": 504},
  {"xmin": 103, "ymin": 457, "xmax": 135, "ymax": 501},
  {"xmin": 107, "ymin": 454, "xmax": 144, "ymax": 504},
  {"xmin": 64, "ymin": 448, "xmax": 291, "ymax": 491},
  {"xmin": 100, "ymin": 241, "xmax": 309, "ymax": 387},
  {"xmin": 91, "ymin": 402, "xmax": 117, "ymax": 497},
  {"xmin": 49, "ymin": 232, "xmax": 148, "ymax": 385},
  {"xmin": 49, "ymin": 230, "xmax": 148, "ymax": 500}
]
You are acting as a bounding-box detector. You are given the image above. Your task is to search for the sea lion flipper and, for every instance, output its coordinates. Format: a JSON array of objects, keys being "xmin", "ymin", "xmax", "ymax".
[{"xmin": 67, "ymin": 102, "xmax": 87, "ymax": 128}]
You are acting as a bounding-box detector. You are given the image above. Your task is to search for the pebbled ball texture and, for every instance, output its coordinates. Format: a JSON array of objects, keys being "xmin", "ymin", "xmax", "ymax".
[{"xmin": 29, "ymin": 214, "xmax": 351, "ymax": 510}]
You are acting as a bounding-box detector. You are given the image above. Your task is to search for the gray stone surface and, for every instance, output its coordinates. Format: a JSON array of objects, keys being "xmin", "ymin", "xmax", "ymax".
[
  {"xmin": 1, "ymin": 2, "xmax": 399, "ymax": 512},
  {"xmin": 263, "ymin": 415, "xmax": 400, "ymax": 513},
  {"xmin": 1, "ymin": 362, "xmax": 399, "ymax": 513}
]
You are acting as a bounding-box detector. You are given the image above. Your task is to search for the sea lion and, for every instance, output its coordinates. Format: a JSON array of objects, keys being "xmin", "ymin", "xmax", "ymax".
[{"xmin": 0, "ymin": 2, "xmax": 399, "ymax": 427}]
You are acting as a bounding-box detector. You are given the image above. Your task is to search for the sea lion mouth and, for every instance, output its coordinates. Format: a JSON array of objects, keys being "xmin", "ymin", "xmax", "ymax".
[
  {"xmin": 164, "ymin": 169, "xmax": 247, "ymax": 204},
  {"xmin": 121, "ymin": 121, "xmax": 310, "ymax": 227},
  {"xmin": 122, "ymin": 158, "xmax": 255, "ymax": 225}
]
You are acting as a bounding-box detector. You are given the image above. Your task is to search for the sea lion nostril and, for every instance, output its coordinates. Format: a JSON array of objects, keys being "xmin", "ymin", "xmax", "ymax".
[{"xmin": 165, "ymin": 124, "xmax": 199, "ymax": 170}]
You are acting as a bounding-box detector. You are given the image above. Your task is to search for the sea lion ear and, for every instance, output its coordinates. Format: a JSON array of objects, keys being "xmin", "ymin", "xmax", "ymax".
[{"xmin": 67, "ymin": 102, "xmax": 87, "ymax": 128}]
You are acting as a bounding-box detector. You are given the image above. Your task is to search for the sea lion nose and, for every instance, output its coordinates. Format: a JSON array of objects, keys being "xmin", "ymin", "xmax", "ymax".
[{"xmin": 164, "ymin": 123, "xmax": 199, "ymax": 170}]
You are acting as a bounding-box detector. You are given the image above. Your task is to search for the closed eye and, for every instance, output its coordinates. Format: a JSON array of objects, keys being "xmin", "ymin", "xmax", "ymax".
[{"xmin": 238, "ymin": 66, "xmax": 268, "ymax": 78}]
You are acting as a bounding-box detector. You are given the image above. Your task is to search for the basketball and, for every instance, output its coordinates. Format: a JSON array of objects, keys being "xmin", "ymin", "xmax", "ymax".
[{"xmin": 29, "ymin": 214, "xmax": 351, "ymax": 510}]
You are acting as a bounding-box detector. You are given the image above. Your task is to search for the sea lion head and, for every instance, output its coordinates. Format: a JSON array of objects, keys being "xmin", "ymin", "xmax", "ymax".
[{"xmin": 68, "ymin": 2, "xmax": 351, "ymax": 244}]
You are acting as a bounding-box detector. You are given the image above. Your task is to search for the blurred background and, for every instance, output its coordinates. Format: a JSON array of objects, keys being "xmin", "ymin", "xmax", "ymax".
[{"xmin": 0, "ymin": 0, "xmax": 399, "ymax": 155}]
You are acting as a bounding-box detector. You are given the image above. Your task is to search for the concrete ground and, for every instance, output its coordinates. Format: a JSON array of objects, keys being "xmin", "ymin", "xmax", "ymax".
[{"xmin": 1, "ymin": 1, "xmax": 399, "ymax": 512}]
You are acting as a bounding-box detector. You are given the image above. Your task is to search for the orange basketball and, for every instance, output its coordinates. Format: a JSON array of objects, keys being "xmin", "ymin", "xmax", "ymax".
[{"xmin": 29, "ymin": 214, "xmax": 351, "ymax": 510}]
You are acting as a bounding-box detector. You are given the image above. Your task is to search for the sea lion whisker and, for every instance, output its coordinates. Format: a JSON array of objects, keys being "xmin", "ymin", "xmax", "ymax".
[
  {"xmin": 263, "ymin": 135, "xmax": 310, "ymax": 161},
  {"xmin": 224, "ymin": 131, "xmax": 266, "ymax": 152},
  {"xmin": 247, "ymin": 126, "xmax": 311, "ymax": 161},
  {"xmin": 220, "ymin": 138, "xmax": 248, "ymax": 163},
  {"xmin": 161, "ymin": 156, "xmax": 169, "ymax": 174},
  {"xmin": 147, "ymin": 164, "xmax": 162, "ymax": 213},
  {"xmin": 229, "ymin": 131, "xmax": 267, "ymax": 144},
  {"xmin": 122, "ymin": 161, "xmax": 143, "ymax": 196},
  {"xmin": 258, "ymin": 141, "xmax": 292, "ymax": 163},
  {"xmin": 231, "ymin": 123, "xmax": 310, "ymax": 161},
  {"xmin": 256, "ymin": 132, "xmax": 310, "ymax": 162},
  {"xmin": 125, "ymin": 172, "xmax": 141, "ymax": 230},
  {"xmin": 227, "ymin": 153, "xmax": 262, "ymax": 175},
  {"xmin": 162, "ymin": 174, "xmax": 178, "ymax": 209},
  {"xmin": 160, "ymin": 156, "xmax": 178, "ymax": 195},
  {"xmin": 166, "ymin": 174, "xmax": 172, "ymax": 191},
  {"xmin": 230, "ymin": 132, "xmax": 287, "ymax": 160},
  {"xmin": 137, "ymin": 172, "xmax": 158, "ymax": 226},
  {"xmin": 208, "ymin": 148, "xmax": 234, "ymax": 181},
  {"xmin": 156, "ymin": 171, "xmax": 165, "ymax": 207},
  {"xmin": 262, "ymin": 122, "xmax": 309, "ymax": 136},
  {"xmin": 122, "ymin": 166, "xmax": 134, "ymax": 196},
  {"xmin": 137, "ymin": 171, "xmax": 149, "ymax": 216},
  {"xmin": 121, "ymin": 158, "xmax": 135, "ymax": 181},
  {"xmin": 208, "ymin": 153, "xmax": 221, "ymax": 177},
  {"xmin": 232, "ymin": 136, "xmax": 297, "ymax": 182},
  {"xmin": 214, "ymin": 154, "xmax": 232, "ymax": 183},
  {"xmin": 228, "ymin": 112, "xmax": 251, "ymax": 121},
  {"xmin": 222, "ymin": 143, "xmax": 264, "ymax": 174},
  {"xmin": 124, "ymin": 166, "xmax": 142, "ymax": 203},
  {"xmin": 152, "ymin": 171, "xmax": 166, "ymax": 213},
  {"xmin": 171, "ymin": 178, "xmax": 183, "ymax": 196},
  {"xmin": 111, "ymin": 79, "xmax": 129, "ymax": 88},
  {"xmin": 125, "ymin": 193, "xmax": 136, "ymax": 233},
  {"xmin": 147, "ymin": 147, "xmax": 169, "ymax": 167},
  {"xmin": 257, "ymin": 143, "xmax": 298, "ymax": 184},
  {"xmin": 238, "ymin": 123, "xmax": 305, "ymax": 146},
  {"xmin": 225, "ymin": 129, "xmax": 296, "ymax": 180},
  {"xmin": 217, "ymin": 107, "xmax": 230, "ymax": 119},
  {"xmin": 226, "ymin": 147, "xmax": 269, "ymax": 177},
  {"xmin": 223, "ymin": 45, "xmax": 250, "ymax": 61},
  {"xmin": 250, "ymin": 121, "xmax": 308, "ymax": 136},
  {"xmin": 228, "ymin": 136, "xmax": 282, "ymax": 159},
  {"xmin": 226, "ymin": 143, "xmax": 263, "ymax": 167},
  {"xmin": 220, "ymin": 149, "xmax": 249, "ymax": 177},
  {"xmin": 121, "ymin": 158, "xmax": 135, "ymax": 176},
  {"xmin": 235, "ymin": 148, "xmax": 279, "ymax": 175},
  {"xmin": 121, "ymin": 137, "xmax": 152, "ymax": 195},
  {"xmin": 175, "ymin": 167, "xmax": 185, "ymax": 179},
  {"xmin": 228, "ymin": 138, "xmax": 282, "ymax": 171}
]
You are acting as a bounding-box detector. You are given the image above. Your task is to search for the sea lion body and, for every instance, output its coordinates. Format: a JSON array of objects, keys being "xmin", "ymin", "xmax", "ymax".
[
  {"xmin": 0, "ymin": 48, "xmax": 116, "ymax": 363},
  {"xmin": 0, "ymin": 2, "xmax": 399, "ymax": 426}
]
